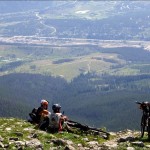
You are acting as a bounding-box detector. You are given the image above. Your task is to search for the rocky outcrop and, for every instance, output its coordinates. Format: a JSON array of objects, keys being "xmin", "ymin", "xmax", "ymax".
[{"xmin": 0, "ymin": 118, "xmax": 150, "ymax": 150}]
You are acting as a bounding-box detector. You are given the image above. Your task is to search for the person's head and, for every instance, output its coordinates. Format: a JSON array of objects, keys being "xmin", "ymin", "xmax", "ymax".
[
  {"xmin": 140, "ymin": 101, "xmax": 149, "ymax": 110},
  {"xmin": 41, "ymin": 99, "xmax": 49, "ymax": 109},
  {"xmin": 52, "ymin": 104, "xmax": 61, "ymax": 113}
]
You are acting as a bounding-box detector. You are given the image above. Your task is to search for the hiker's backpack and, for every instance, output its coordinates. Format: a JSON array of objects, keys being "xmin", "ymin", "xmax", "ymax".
[
  {"xmin": 29, "ymin": 108, "xmax": 39, "ymax": 123},
  {"xmin": 49, "ymin": 113, "xmax": 62, "ymax": 129},
  {"xmin": 32, "ymin": 108, "xmax": 38, "ymax": 114}
]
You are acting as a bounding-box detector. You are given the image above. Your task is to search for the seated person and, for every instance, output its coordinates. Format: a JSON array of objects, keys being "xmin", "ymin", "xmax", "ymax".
[
  {"xmin": 29, "ymin": 99, "xmax": 50, "ymax": 126},
  {"xmin": 48, "ymin": 104, "xmax": 68, "ymax": 132}
]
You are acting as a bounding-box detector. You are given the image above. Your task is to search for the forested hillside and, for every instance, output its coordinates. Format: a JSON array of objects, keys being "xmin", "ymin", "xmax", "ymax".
[
  {"xmin": 1, "ymin": 43, "xmax": 150, "ymax": 131},
  {"xmin": 1, "ymin": 72, "xmax": 150, "ymax": 131}
]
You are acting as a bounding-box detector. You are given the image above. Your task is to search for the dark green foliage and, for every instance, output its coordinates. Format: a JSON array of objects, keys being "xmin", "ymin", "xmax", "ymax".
[
  {"xmin": 0, "ymin": 61, "xmax": 23, "ymax": 72},
  {"xmin": 103, "ymin": 58, "xmax": 118, "ymax": 64},
  {"xmin": 1, "ymin": 72, "xmax": 150, "ymax": 131},
  {"xmin": 62, "ymin": 73, "xmax": 150, "ymax": 131},
  {"xmin": 53, "ymin": 58, "xmax": 74, "ymax": 64},
  {"xmin": 0, "ymin": 73, "xmax": 67, "ymax": 119},
  {"xmin": 100, "ymin": 47, "xmax": 150, "ymax": 62}
]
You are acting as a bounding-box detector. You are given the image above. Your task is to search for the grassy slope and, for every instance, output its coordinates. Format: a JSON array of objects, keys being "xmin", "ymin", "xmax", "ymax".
[
  {"xmin": 0, "ymin": 44, "xmax": 126, "ymax": 81},
  {"xmin": 1, "ymin": 44, "xmax": 150, "ymax": 131},
  {"xmin": 0, "ymin": 118, "xmax": 150, "ymax": 150},
  {"xmin": 0, "ymin": 118, "xmax": 107, "ymax": 150},
  {"xmin": 1, "ymin": 44, "xmax": 150, "ymax": 81}
]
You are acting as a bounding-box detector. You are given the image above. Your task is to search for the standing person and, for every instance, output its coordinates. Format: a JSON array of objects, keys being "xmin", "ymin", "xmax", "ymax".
[{"xmin": 48, "ymin": 104, "xmax": 68, "ymax": 132}]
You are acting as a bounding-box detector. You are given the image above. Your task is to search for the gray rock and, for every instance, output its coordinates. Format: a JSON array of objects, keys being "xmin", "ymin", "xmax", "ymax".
[
  {"xmin": 51, "ymin": 139, "xmax": 66, "ymax": 146},
  {"xmin": 30, "ymin": 133, "xmax": 38, "ymax": 138},
  {"xmin": 0, "ymin": 136, "xmax": 4, "ymax": 142},
  {"xmin": 64, "ymin": 145, "xmax": 76, "ymax": 150},
  {"xmin": 15, "ymin": 141, "xmax": 25, "ymax": 147},
  {"xmin": 126, "ymin": 136, "xmax": 135, "ymax": 142},
  {"xmin": 66, "ymin": 140, "xmax": 74, "ymax": 145},
  {"xmin": 131, "ymin": 141, "xmax": 144, "ymax": 147},
  {"xmin": 17, "ymin": 146, "xmax": 24, "ymax": 150},
  {"xmin": 87, "ymin": 141, "xmax": 100, "ymax": 150},
  {"xmin": 145, "ymin": 144, "xmax": 150, "ymax": 148},
  {"xmin": 78, "ymin": 143, "xmax": 82, "ymax": 147},
  {"xmin": 83, "ymin": 147, "xmax": 90, "ymax": 150},
  {"xmin": 127, "ymin": 147, "xmax": 135, "ymax": 150},
  {"xmin": 25, "ymin": 139, "xmax": 43, "ymax": 149},
  {"xmin": 0, "ymin": 142, "xmax": 4, "ymax": 148},
  {"xmin": 83, "ymin": 138, "xmax": 89, "ymax": 142},
  {"xmin": 118, "ymin": 136, "xmax": 135, "ymax": 142},
  {"xmin": 102, "ymin": 141, "xmax": 118, "ymax": 150},
  {"xmin": 4, "ymin": 144, "xmax": 9, "ymax": 148},
  {"xmin": 87, "ymin": 141, "xmax": 98, "ymax": 145},
  {"xmin": 23, "ymin": 128, "xmax": 35, "ymax": 132},
  {"xmin": 89, "ymin": 145, "xmax": 99, "ymax": 150},
  {"xmin": 49, "ymin": 147, "xmax": 58, "ymax": 150},
  {"xmin": 109, "ymin": 132, "xmax": 117, "ymax": 136},
  {"xmin": 5, "ymin": 127, "xmax": 11, "ymax": 131},
  {"xmin": 77, "ymin": 147, "xmax": 85, "ymax": 150}
]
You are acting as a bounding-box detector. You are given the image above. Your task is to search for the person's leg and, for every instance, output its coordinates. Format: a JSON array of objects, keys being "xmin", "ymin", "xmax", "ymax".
[{"xmin": 39, "ymin": 117, "xmax": 49, "ymax": 131}]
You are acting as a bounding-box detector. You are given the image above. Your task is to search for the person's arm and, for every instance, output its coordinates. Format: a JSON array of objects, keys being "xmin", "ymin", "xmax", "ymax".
[
  {"xmin": 62, "ymin": 115, "xmax": 68, "ymax": 121},
  {"xmin": 58, "ymin": 114, "xmax": 68, "ymax": 131},
  {"xmin": 41, "ymin": 110, "xmax": 50, "ymax": 117}
]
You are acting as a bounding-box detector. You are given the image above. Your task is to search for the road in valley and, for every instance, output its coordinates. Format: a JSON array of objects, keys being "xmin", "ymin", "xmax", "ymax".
[{"xmin": 35, "ymin": 12, "xmax": 56, "ymax": 36}]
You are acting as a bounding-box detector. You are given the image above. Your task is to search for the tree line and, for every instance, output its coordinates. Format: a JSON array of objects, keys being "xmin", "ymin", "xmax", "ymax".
[{"xmin": 1, "ymin": 72, "xmax": 150, "ymax": 131}]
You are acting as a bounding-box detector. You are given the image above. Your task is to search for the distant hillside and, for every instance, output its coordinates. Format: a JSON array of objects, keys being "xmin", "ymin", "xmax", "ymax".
[
  {"xmin": 0, "ymin": 1, "xmax": 51, "ymax": 13},
  {"xmin": 1, "ymin": 43, "xmax": 150, "ymax": 131},
  {"xmin": 2, "ymin": 72, "xmax": 150, "ymax": 131},
  {"xmin": 1, "ymin": 44, "xmax": 150, "ymax": 81},
  {"xmin": 0, "ymin": 1, "xmax": 150, "ymax": 40}
]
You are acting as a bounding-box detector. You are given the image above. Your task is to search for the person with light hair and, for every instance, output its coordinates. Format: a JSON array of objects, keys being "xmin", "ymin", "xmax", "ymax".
[
  {"xmin": 28, "ymin": 99, "xmax": 51, "ymax": 131},
  {"xmin": 37, "ymin": 99, "xmax": 51, "ymax": 130}
]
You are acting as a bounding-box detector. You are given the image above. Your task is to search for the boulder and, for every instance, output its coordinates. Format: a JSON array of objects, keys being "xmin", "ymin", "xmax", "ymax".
[
  {"xmin": 131, "ymin": 141, "xmax": 144, "ymax": 147},
  {"xmin": 25, "ymin": 139, "xmax": 43, "ymax": 149},
  {"xmin": 127, "ymin": 147, "xmax": 135, "ymax": 150},
  {"xmin": 0, "ymin": 142, "xmax": 4, "ymax": 148},
  {"xmin": 0, "ymin": 136, "xmax": 4, "ymax": 142},
  {"xmin": 118, "ymin": 136, "xmax": 135, "ymax": 142},
  {"xmin": 51, "ymin": 139, "xmax": 66, "ymax": 146},
  {"xmin": 64, "ymin": 145, "xmax": 76, "ymax": 150}
]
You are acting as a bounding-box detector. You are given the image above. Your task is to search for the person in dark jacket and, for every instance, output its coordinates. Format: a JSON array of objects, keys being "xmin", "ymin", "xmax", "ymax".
[{"xmin": 29, "ymin": 99, "xmax": 50, "ymax": 129}]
